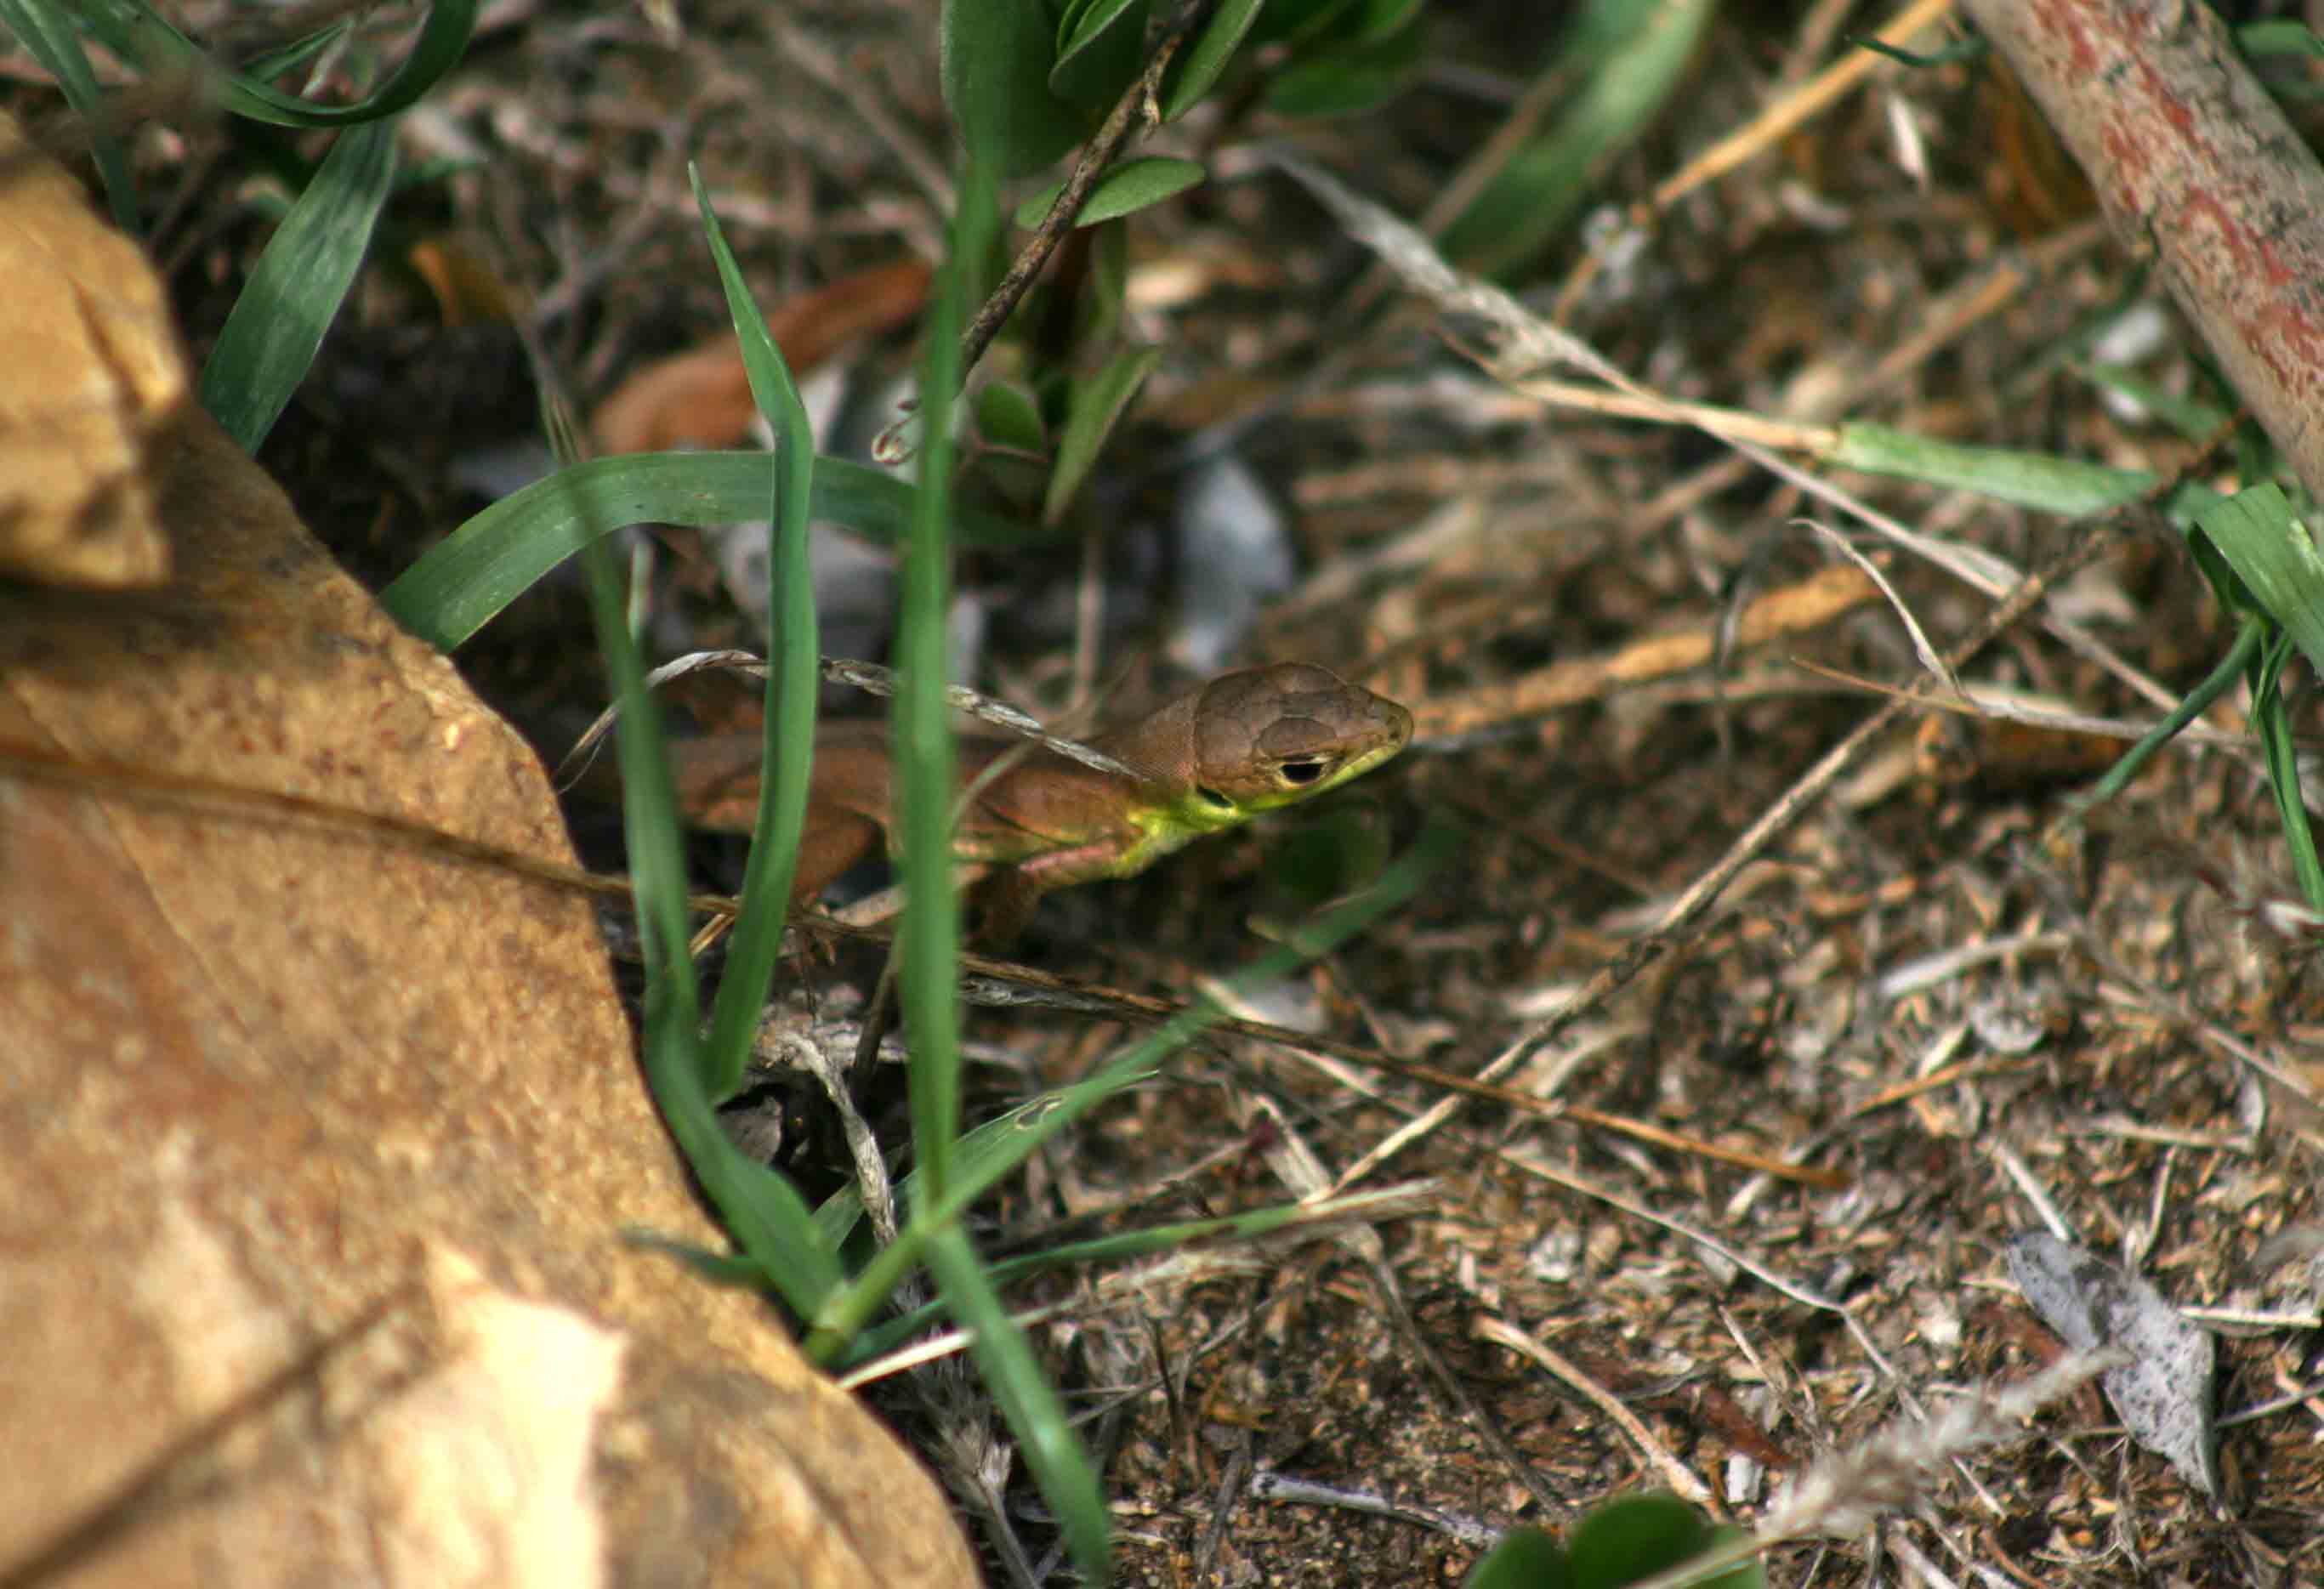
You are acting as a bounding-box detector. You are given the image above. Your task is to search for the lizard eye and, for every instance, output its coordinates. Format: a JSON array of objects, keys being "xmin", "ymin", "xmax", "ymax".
[
  {"xmin": 1196, "ymin": 785, "xmax": 1235, "ymax": 809},
  {"xmin": 1277, "ymin": 757, "xmax": 1331, "ymax": 787}
]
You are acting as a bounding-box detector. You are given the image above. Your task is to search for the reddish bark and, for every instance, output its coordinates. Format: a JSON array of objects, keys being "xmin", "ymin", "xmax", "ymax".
[{"xmin": 1964, "ymin": 0, "xmax": 2324, "ymax": 496}]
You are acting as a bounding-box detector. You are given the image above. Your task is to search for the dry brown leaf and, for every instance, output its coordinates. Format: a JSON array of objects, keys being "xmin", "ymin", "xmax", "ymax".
[
  {"xmin": 591, "ymin": 258, "xmax": 932, "ymax": 455},
  {"xmin": 0, "ymin": 119, "xmax": 972, "ymax": 1589}
]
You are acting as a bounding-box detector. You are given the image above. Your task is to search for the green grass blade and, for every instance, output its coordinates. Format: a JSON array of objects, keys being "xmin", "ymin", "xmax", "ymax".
[
  {"xmin": 2054, "ymin": 621, "xmax": 2261, "ymax": 831},
  {"xmin": 0, "ymin": 0, "xmax": 139, "ymax": 228},
  {"xmin": 1042, "ymin": 341, "xmax": 1162, "ymax": 524},
  {"xmin": 896, "ymin": 156, "xmax": 996, "ymax": 1202},
  {"xmin": 847, "ymin": 1189, "xmax": 1420, "ymax": 1360},
  {"xmin": 924, "ymin": 1226, "xmax": 1113, "ymax": 1583},
  {"xmin": 2192, "ymin": 483, "xmax": 2324, "ymax": 676},
  {"xmin": 72, "ymin": 0, "xmax": 476, "ymax": 128},
  {"xmin": 808, "ymin": 816, "xmax": 1457, "ymax": 1352},
  {"xmin": 2239, "ymin": 20, "xmax": 2324, "ymax": 60},
  {"xmin": 198, "ymin": 118, "xmax": 396, "ymax": 452},
  {"xmin": 1264, "ymin": 9, "xmax": 1428, "ymax": 117},
  {"xmin": 688, "ymin": 167, "xmax": 821, "ymax": 1103},
  {"xmin": 813, "ymin": 1093, "xmax": 1060, "ymax": 1251},
  {"xmin": 1440, "ymin": 0, "xmax": 1716, "ymax": 275},
  {"xmin": 575, "ymin": 500, "xmax": 842, "ymax": 1319},
  {"xmin": 2076, "ymin": 362, "xmax": 2230, "ymax": 441},
  {"xmin": 1827, "ymin": 420, "xmax": 2223, "ymax": 521},
  {"xmin": 379, "ymin": 453, "xmax": 1037, "ymax": 652},
  {"xmin": 2249, "ymin": 627, "xmax": 2324, "ymax": 911},
  {"xmin": 236, "ymin": 19, "xmax": 353, "ymax": 82}
]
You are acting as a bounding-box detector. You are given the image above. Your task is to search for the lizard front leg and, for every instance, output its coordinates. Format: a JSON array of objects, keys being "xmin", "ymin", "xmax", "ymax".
[{"xmin": 966, "ymin": 837, "xmax": 1131, "ymax": 944}]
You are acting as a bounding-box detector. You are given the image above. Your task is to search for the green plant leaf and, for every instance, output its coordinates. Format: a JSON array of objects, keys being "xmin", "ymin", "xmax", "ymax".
[
  {"xmin": 812, "ymin": 1093, "xmax": 1064, "ymax": 1251},
  {"xmin": 1675, "ymin": 1528, "xmax": 1762, "ymax": 1589},
  {"xmin": 2193, "ymin": 483, "xmax": 2324, "ymax": 676},
  {"xmin": 687, "ymin": 165, "xmax": 822, "ymax": 1104},
  {"xmin": 198, "ymin": 118, "xmax": 398, "ymax": 452},
  {"xmin": 1014, "ymin": 154, "xmax": 1207, "ymax": 230},
  {"xmin": 1564, "ymin": 1494, "xmax": 1759, "ymax": 1588},
  {"xmin": 620, "ymin": 1230, "xmax": 766, "ymax": 1288},
  {"xmin": 1249, "ymin": 0, "xmax": 1361, "ymax": 46},
  {"xmin": 806, "ymin": 816, "xmax": 1457, "ymax": 1355},
  {"xmin": 2248, "ymin": 626, "xmax": 2324, "ymax": 911},
  {"xmin": 573, "ymin": 485, "xmax": 841, "ymax": 1324},
  {"xmin": 2076, "ymin": 363, "xmax": 2232, "ymax": 441},
  {"xmin": 2054, "ymin": 621, "xmax": 2260, "ymax": 832},
  {"xmin": 1337, "ymin": 0, "xmax": 1428, "ymax": 43},
  {"xmin": 1441, "ymin": 0, "xmax": 1716, "ymax": 275},
  {"xmin": 895, "ymin": 151, "xmax": 984, "ymax": 1199},
  {"xmin": 1256, "ymin": 798, "xmax": 1395, "ymax": 918},
  {"xmin": 1827, "ymin": 421, "xmax": 2219, "ymax": 520},
  {"xmin": 1043, "ymin": 340, "xmax": 1162, "ymax": 524},
  {"xmin": 70, "ymin": 0, "xmax": 476, "ymax": 128},
  {"xmin": 1048, "ymin": 0, "xmax": 1148, "ymax": 109},
  {"xmin": 1081, "ymin": 216, "xmax": 1130, "ymax": 344},
  {"xmin": 942, "ymin": 0, "xmax": 1088, "ymax": 176},
  {"xmin": 237, "ymin": 17, "xmax": 355, "ymax": 83},
  {"xmin": 1265, "ymin": 11, "xmax": 1429, "ymax": 117},
  {"xmin": 2238, "ymin": 20, "xmax": 2324, "ymax": 59},
  {"xmin": 1466, "ymin": 1526, "xmax": 1572, "ymax": 1589},
  {"xmin": 379, "ymin": 453, "xmax": 1037, "ymax": 652},
  {"xmin": 1158, "ymin": 0, "xmax": 1268, "ymax": 119},
  {"xmin": 925, "ymin": 1227, "xmax": 1113, "ymax": 1581},
  {"xmin": 0, "ymin": 0, "xmax": 139, "ymax": 228},
  {"xmin": 975, "ymin": 381, "xmax": 1050, "ymax": 453},
  {"xmin": 851, "ymin": 1185, "xmax": 1429, "ymax": 1360},
  {"xmin": 1468, "ymin": 1497, "xmax": 1760, "ymax": 1587}
]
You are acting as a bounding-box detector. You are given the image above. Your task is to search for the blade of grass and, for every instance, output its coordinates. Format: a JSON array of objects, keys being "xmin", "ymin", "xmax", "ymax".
[
  {"xmin": 813, "ymin": 1092, "xmax": 1061, "ymax": 1251},
  {"xmin": 1042, "ymin": 341, "xmax": 1162, "ymax": 525},
  {"xmin": 923, "ymin": 1226, "xmax": 1113, "ymax": 1580},
  {"xmin": 1440, "ymin": 0, "xmax": 1716, "ymax": 275},
  {"xmin": 567, "ymin": 434, "xmax": 842, "ymax": 1319},
  {"xmin": 895, "ymin": 146, "xmax": 989, "ymax": 1219},
  {"xmin": 2249, "ymin": 627, "xmax": 2324, "ymax": 911},
  {"xmin": 198, "ymin": 119, "xmax": 397, "ymax": 452},
  {"xmin": 2193, "ymin": 483, "xmax": 2324, "ymax": 675},
  {"xmin": 2048, "ymin": 620, "xmax": 2263, "ymax": 837},
  {"xmin": 689, "ymin": 166, "xmax": 821, "ymax": 1102},
  {"xmin": 805, "ymin": 815, "xmax": 1456, "ymax": 1353},
  {"xmin": 898, "ymin": 148, "xmax": 1121, "ymax": 1585},
  {"xmin": 0, "ymin": 0, "xmax": 138, "ymax": 228},
  {"xmin": 236, "ymin": 17, "xmax": 355, "ymax": 82},
  {"xmin": 847, "ymin": 1185, "xmax": 1434, "ymax": 1362},
  {"xmin": 2077, "ymin": 362, "xmax": 2232, "ymax": 441},
  {"xmin": 379, "ymin": 451, "xmax": 1038, "ymax": 652},
  {"xmin": 1827, "ymin": 421, "xmax": 2221, "ymax": 520},
  {"xmin": 71, "ymin": 0, "xmax": 476, "ymax": 128}
]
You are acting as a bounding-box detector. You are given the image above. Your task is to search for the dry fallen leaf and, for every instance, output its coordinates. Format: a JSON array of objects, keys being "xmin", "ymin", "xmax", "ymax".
[
  {"xmin": 2006, "ymin": 1231, "xmax": 2221, "ymax": 1500},
  {"xmin": 590, "ymin": 258, "xmax": 931, "ymax": 454}
]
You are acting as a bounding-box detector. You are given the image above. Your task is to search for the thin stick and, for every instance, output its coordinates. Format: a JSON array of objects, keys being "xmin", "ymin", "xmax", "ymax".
[
  {"xmin": 957, "ymin": 0, "xmax": 1213, "ymax": 383},
  {"xmin": 1475, "ymin": 1316, "xmax": 1719, "ymax": 1511}
]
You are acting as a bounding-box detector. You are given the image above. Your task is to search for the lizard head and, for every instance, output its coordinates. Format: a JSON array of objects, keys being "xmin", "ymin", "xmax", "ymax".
[{"xmin": 1184, "ymin": 663, "xmax": 1412, "ymax": 821}]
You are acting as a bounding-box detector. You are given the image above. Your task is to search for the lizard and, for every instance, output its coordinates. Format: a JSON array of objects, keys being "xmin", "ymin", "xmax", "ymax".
[{"xmin": 647, "ymin": 661, "xmax": 1412, "ymax": 939}]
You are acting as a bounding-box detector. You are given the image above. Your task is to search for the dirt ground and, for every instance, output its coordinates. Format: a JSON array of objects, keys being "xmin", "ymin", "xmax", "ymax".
[{"xmin": 35, "ymin": 0, "xmax": 2324, "ymax": 1582}]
